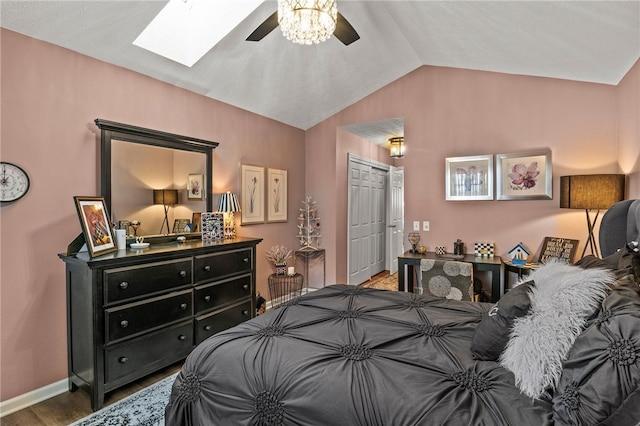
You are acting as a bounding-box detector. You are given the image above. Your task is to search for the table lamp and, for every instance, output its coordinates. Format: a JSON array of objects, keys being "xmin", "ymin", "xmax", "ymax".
[{"xmin": 217, "ymin": 191, "xmax": 241, "ymax": 238}]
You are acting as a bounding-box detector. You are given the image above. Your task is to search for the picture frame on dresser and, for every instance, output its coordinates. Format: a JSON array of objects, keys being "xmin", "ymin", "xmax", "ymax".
[
  {"xmin": 241, "ymin": 163, "xmax": 265, "ymax": 224},
  {"xmin": 73, "ymin": 196, "xmax": 117, "ymax": 257},
  {"xmin": 445, "ymin": 155, "xmax": 494, "ymax": 201},
  {"xmin": 267, "ymin": 168, "xmax": 287, "ymax": 223},
  {"xmin": 496, "ymin": 149, "xmax": 552, "ymax": 200}
]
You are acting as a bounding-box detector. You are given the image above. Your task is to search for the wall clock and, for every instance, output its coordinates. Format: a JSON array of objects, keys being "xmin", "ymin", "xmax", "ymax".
[{"xmin": 1, "ymin": 162, "xmax": 30, "ymax": 202}]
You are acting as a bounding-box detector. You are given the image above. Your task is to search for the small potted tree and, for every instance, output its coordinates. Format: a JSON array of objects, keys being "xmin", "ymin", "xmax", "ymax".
[{"xmin": 265, "ymin": 245, "xmax": 292, "ymax": 276}]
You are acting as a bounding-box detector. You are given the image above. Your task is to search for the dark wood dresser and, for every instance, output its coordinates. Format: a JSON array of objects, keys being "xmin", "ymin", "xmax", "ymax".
[{"xmin": 59, "ymin": 237, "xmax": 262, "ymax": 410}]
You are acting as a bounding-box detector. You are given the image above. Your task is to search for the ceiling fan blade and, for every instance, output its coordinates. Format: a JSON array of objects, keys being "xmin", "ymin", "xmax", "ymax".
[
  {"xmin": 333, "ymin": 12, "xmax": 360, "ymax": 45},
  {"xmin": 246, "ymin": 11, "xmax": 279, "ymax": 42}
]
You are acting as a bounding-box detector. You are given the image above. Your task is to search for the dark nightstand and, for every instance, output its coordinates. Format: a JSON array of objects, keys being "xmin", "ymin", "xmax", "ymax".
[{"xmin": 504, "ymin": 261, "xmax": 539, "ymax": 290}]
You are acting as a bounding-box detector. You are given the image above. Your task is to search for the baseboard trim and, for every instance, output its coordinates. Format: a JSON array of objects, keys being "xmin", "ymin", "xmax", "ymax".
[
  {"xmin": 0, "ymin": 287, "xmax": 324, "ymax": 417},
  {"xmin": 0, "ymin": 378, "xmax": 68, "ymax": 417}
]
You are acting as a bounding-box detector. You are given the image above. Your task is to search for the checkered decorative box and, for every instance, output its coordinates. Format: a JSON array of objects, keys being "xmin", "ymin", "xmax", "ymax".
[
  {"xmin": 201, "ymin": 212, "xmax": 224, "ymax": 241},
  {"xmin": 474, "ymin": 242, "xmax": 494, "ymax": 257},
  {"xmin": 435, "ymin": 246, "xmax": 446, "ymax": 255}
]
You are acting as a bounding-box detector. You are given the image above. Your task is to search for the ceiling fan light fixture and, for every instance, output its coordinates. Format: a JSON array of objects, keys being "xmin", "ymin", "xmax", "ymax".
[{"xmin": 278, "ymin": 0, "xmax": 337, "ymax": 45}]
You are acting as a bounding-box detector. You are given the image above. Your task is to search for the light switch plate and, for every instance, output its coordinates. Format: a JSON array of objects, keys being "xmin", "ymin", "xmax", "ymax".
[
  {"xmin": 423, "ymin": 221, "xmax": 430, "ymax": 231},
  {"xmin": 413, "ymin": 221, "xmax": 420, "ymax": 231}
]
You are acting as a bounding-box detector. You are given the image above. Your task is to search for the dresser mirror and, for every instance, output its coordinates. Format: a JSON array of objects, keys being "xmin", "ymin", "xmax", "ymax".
[{"xmin": 97, "ymin": 119, "xmax": 218, "ymax": 240}]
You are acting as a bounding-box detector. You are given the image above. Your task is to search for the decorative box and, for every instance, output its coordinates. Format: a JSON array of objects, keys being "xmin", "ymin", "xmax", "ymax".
[
  {"xmin": 435, "ymin": 246, "xmax": 446, "ymax": 255},
  {"xmin": 201, "ymin": 212, "xmax": 224, "ymax": 241},
  {"xmin": 474, "ymin": 242, "xmax": 494, "ymax": 257}
]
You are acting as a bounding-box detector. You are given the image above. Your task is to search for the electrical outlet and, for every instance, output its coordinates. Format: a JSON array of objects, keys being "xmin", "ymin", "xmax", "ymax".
[
  {"xmin": 413, "ymin": 221, "xmax": 420, "ymax": 231},
  {"xmin": 423, "ymin": 221, "xmax": 430, "ymax": 231}
]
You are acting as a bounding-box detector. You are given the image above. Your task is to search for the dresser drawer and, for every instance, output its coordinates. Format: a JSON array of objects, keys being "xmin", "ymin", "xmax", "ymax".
[
  {"xmin": 194, "ymin": 274, "xmax": 252, "ymax": 314},
  {"xmin": 105, "ymin": 290, "xmax": 192, "ymax": 343},
  {"xmin": 104, "ymin": 258, "xmax": 192, "ymax": 304},
  {"xmin": 104, "ymin": 321, "xmax": 193, "ymax": 384},
  {"xmin": 194, "ymin": 249, "xmax": 252, "ymax": 283},
  {"xmin": 195, "ymin": 300, "xmax": 252, "ymax": 344}
]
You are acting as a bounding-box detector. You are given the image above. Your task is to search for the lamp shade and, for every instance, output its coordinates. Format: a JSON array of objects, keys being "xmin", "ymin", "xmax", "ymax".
[
  {"xmin": 153, "ymin": 189, "xmax": 178, "ymax": 205},
  {"xmin": 559, "ymin": 174, "xmax": 625, "ymax": 210},
  {"xmin": 217, "ymin": 191, "xmax": 241, "ymax": 212}
]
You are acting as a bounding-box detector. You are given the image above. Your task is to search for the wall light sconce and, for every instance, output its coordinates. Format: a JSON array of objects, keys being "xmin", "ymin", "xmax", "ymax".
[
  {"xmin": 389, "ymin": 136, "xmax": 404, "ymax": 158},
  {"xmin": 153, "ymin": 189, "xmax": 179, "ymax": 235},
  {"xmin": 217, "ymin": 191, "xmax": 241, "ymax": 239},
  {"xmin": 560, "ymin": 174, "xmax": 625, "ymax": 258}
]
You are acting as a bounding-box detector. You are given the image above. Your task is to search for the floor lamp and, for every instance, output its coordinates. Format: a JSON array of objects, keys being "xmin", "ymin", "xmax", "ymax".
[
  {"xmin": 560, "ymin": 174, "xmax": 625, "ymax": 258},
  {"xmin": 153, "ymin": 189, "xmax": 179, "ymax": 234}
]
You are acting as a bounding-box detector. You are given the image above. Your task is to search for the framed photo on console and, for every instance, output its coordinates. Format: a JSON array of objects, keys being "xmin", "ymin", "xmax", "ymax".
[
  {"xmin": 445, "ymin": 155, "xmax": 494, "ymax": 201},
  {"xmin": 73, "ymin": 196, "xmax": 117, "ymax": 257},
  {"xmin": 496, "ymin": 149, "xmax": 552, "ymax": 200}
]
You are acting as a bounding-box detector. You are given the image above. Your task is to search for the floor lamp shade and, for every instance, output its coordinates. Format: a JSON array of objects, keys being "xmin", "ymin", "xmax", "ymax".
[
  {"xmin": 153, "ymin": 189, "xmax": 179, "ymax": 206},
  {"xmin": 560, "ymin": 174, "xmax": 625, "ymax": 210},
  {"xmin": 559, "ymin": 174, "xmax": 625, "ymax": 258}
]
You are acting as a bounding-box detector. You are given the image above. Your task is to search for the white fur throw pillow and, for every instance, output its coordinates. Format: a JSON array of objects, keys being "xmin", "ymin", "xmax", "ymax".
[{"xmin": 500, "ymin": 261, "xmax": 614, "ymax": 399}]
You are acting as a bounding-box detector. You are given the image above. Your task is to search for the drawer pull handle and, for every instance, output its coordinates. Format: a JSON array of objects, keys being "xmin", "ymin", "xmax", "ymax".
[
  {"xmin": 242, "ymin": 310, "xmax": 249, "ymax": 316},
  {"xmin": 180, "ymin": 303, "xmax": 188, "ymax": 310},
  {"xmin": 204, "ymin": 295, "xmax": 211, "ymax": 302},
  {"xmin": 204, "ymin": 325, "xmax": 212, "ymax": 331},
  {"xmin": 242, "ymin": 258, "xmax": 249, "ymax": 263},
  {"xmin": 178, "ymin": 335, "xmax": 186, "ymax": 341},
  {"xmin": 243, "ymin": 284, "xmax": 249, "ymax": 291},
  {"xmin": 203, "ymin": 265, "xmax": 211, "ymax": 272},
  {"xmin": 179, "ymin": 270, "xmax": 187, "ymax": 278},
  {"xmin": 119, "ymin": 357, "xmax": 128, "ymax": 364},
  {"xmin": 120, "ymin": 320, "xmax": 129, "ymax": 328},
  {"xmin": 119, "ymin": 282, "xmax": 129, "ymax": 290}
]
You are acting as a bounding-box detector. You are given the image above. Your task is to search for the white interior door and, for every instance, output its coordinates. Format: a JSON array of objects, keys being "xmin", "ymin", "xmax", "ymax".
[
  {"xmin": 370, "ymin": 168, "xmax": 386, "ymax": 276},
  {"xmin": 386, "ymin": 166, "xmax": 404, "ymax": 274},
  {"xmin": 348, "ymin": 160, "xmax": 372, "ymax": 285}
]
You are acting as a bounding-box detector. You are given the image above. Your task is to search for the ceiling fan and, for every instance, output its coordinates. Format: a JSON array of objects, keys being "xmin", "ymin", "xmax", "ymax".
[{"xmin": 246, "ymin": 2, "xmax": 360, "ymax": 46}]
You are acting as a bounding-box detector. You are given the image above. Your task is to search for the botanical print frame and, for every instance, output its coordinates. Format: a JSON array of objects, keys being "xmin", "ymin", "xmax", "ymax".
[
  {"xmin": 73, "ymin": 196, "xmax": 117, "ymax": 257},
  {"xmin": 187, "ymin": 174, "xmax": 204, "ymax": 200},
  {"xmin": 241, "ymin": 164, "xmax": 265, "ymax": 224},
  {"xmin": 267, "ymin": 168, "xmax": 287, "ymax": 222},
  {"xmin": 445, "ymin": 155, "xmax": 494, "ymax": 201},
  {"xmin": 496, "ymin": 149, "xmax": 552, "ymax": 200}
]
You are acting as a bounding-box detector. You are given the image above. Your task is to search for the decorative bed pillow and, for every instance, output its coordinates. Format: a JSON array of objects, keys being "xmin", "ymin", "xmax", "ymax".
[
  {"xmin": 552, "ymin": 282, "xmax": 640, "ymax": 425},
  {"xmin": 471, "ymin": 280, "xmax": 534, "ymax": 361},
  {"xmin": 500, "ymin": 262, "xmax": 615, "ymax": 399}
]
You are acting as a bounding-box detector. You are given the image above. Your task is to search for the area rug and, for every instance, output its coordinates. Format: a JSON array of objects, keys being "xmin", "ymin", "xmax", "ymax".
[
  {"xmin": 70, "ymin": 373, "xmax": 177, "ymax": 426},
  {"xmin": 360, "ymin": 273, "xmax": 398, "ymax": 291}
]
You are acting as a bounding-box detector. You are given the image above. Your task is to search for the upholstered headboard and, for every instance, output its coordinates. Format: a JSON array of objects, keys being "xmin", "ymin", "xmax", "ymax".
[{"xmin": 599, "ymin": 199, "xmax": 640, "ymax": 257}]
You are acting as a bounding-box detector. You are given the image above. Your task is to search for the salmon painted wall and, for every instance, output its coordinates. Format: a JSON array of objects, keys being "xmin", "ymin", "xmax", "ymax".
[
  {"xmin": 0, "ymin": 29, "xmax": 305, "ymax": 401},
  {"xmin": 618, "ymin": 59, "xmax": 640, "ymax": 195},
  {"xmin": 308, "ymin": 63, "xmax": 639, "ymax": 285}
]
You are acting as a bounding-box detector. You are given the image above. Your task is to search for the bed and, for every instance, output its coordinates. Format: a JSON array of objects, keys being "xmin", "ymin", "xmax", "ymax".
[{"xmin": 165, "ymin": 200, "xmax": 640, "ymax": 425}]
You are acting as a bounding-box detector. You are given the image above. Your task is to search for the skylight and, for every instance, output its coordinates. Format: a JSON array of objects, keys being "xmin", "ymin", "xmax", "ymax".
[{"xmin": 133, "ymin": 0, "xmax": 264, "ymax": 67}]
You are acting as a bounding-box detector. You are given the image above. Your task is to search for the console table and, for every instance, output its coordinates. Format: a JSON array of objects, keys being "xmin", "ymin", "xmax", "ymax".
[
  {"xmin": 398, "ymin": 251, "xmax": 503, "ymax": 302},
  {"xmin": 59, "ymin": 237, "xmax": 261, "ymax": 410}
]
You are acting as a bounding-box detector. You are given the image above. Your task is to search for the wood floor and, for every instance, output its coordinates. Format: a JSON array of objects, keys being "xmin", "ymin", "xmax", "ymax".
[
  {"xmin": 1, "ymin": 362, "xmax": 182, "ymax": 426},
  {"xmin": 2, "ymin": 275, "xmax": 392, "ymax": 425}
]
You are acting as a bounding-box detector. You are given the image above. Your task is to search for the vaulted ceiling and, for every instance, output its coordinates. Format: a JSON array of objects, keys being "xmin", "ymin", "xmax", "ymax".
[{"xmin": 2, "ymin": 1, "xmax": 639, "ymax": 133}]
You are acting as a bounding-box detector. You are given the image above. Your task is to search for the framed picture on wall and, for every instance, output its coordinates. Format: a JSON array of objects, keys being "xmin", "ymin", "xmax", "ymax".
[
  {"xmin": 496, "ymin": 149, "xmax": 552, "ymax": 200},
  {"xmin": 73, "ymin": 196, "xmax": 117, "ymax": 257},
  {"xmin": 267, "ymin": 168, "xmax": 287, "ymax": 222},
  {"xmin": 187, "ymin": 174, "xmax": 204, "ymax": 200},
  {"xmin": 241, "ymin": 164, "xmax": 265, "ymax": 224},
  {"xmin": 445, "ymin": 155, "xmax": 494, "ymax": 201}
]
